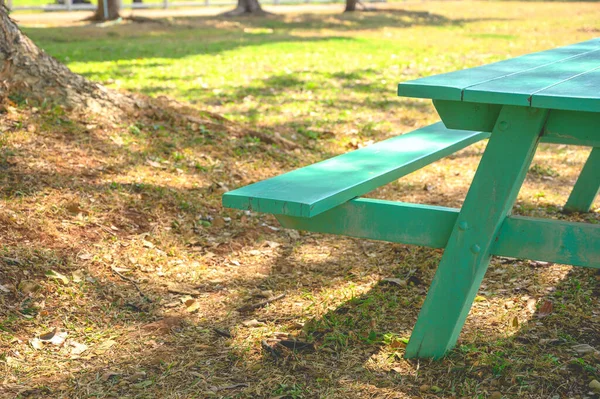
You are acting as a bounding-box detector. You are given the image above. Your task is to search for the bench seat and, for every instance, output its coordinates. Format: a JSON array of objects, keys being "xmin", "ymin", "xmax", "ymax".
[{"xmin": 222, "ymin": 122, "xmax": 489, "ymax": 218}]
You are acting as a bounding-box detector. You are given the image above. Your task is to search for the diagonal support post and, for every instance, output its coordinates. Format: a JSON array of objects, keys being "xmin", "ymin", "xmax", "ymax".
[
  {"xmin": 405, "ymin": 106, "xmax": 548, "ymax": 359},
  {"xmin": 564, "ymin": 147, "xmax": 600, "ymax": 213}
]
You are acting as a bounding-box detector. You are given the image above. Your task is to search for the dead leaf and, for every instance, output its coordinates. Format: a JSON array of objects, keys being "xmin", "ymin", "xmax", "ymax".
[
  {"xmin": 511, "ymin": 316, "xmax": 519, "ymax": 328},
  {"xmin": 0, "ymin": 283, "xmax": 10, "ymax": 293},
  {"xmin": 185, "ymin": 299, "xmax": 200, "ymax": 313},
  {"xmin": 70, "ymin": 269, "xmax": 84, "ymax": 283},
  {"xmin": 526, "ymin": 298, "xmax": 537, "ymax": 313},
  {"xmin": 142, "ymin": 240, "xmax": 154, "ymax": 249},
  {"xmin": 381, "ymin": 278, "xmax": 407, "ymax": 287},
  {"xmin": 38, "ymin": 328, "xmax": 68, "ymax": 346},
  {"xmin": 18, "ymin": 281, "xmax": 40, "ymax": 294},
  {"xmin": 46, "ymin": 270, "xmax": 69, "ymax": 285},
  {"xmin": 101, "ymin": 371, "xmax": 121, "ymax": 381},
  {"xmin": 572, "ymin": 343, "xmax": 599, "ymax": 355},
  {"xmin": 242, "ymin": 319, "xmax": 265, "ymax": 327},
  {"xmin": 146, "ymin": 159, "xmax": 163, "ymax": 168},
  {"xmin": 69, "ymin": 341, "xmax": 88, "ymax": 355},
  {"xmin": 589, "ymin": 379, "xmax": 600, "ymax": 393},
  {"xmin": 96, "ymin": 339, "xmax": 117, "ymax": 353},
  {"xmin": 167, "ymin": 283, "xmax": 200, "ymax": 296},
  {"xmin": 30, "ymin": 338, "xmax": 43, "ymax": 350},
  {"xmin": 78, "ymin": 253, "xmax": 93, "ymax": 260},
  {"xmin": 212, "ymin": 216, "xmax": 225, "ymax": 228},
  {"xmin": 537, "ymin": 300, "xmax": 553, "ymax": 318}
]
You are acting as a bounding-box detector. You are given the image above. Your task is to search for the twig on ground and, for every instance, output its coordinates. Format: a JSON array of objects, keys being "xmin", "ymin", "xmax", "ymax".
[
  {"xmin": 110, "ymin": 265, "xmax": 152, "ymax": 302},
  {"xmin": 237, "ymin": 293, "xmax": 286, "ymax": 312}
]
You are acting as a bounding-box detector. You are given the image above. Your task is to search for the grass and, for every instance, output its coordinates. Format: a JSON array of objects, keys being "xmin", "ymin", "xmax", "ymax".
[{"xmin": 0, "ymin": 2, "xmax": 599, "ymax": 398}]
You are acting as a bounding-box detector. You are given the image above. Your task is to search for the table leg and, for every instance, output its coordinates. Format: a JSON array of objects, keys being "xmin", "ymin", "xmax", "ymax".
[
  {"xmin": 564, "ymin": 147, "xmax": 600, "ymax": 213},
  {"xmin": 405, "ymin": 106, "xmax": 548, "ymax": 359}
]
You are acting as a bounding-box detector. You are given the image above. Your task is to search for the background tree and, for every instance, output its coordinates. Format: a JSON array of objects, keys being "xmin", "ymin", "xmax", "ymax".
[
  {"xmin": 345, "ymin": 0, "xmax": 357, "ymax": 12},
  {"xmin": 223, "ymin": 0, "xmax": 264, "ymax": 16},
  {"xmin": 0, "ymin": 6, "xmax": 132, "ymax": 115},
  {"xmin": 92, "ymin": 0, "xmax": 121, "ymax": 21}
]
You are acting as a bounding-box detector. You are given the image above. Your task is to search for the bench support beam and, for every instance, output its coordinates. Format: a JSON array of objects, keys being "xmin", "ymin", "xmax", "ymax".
[
  {"xmin": 277, "ymin": 199, "xmax": 600, "ymax": 268},
  {"xmin": 564, "ymin": 147, "xmax": 600, "ymax": 213}
]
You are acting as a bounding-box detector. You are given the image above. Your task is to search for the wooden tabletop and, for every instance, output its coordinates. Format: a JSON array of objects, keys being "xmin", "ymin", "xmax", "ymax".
[{"xmin": 398, "ymin": 38, "xmax": 600, "ymax": 113}]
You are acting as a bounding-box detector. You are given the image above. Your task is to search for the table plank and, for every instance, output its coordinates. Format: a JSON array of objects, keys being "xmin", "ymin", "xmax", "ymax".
[
  {"xmin": 533, "ymin": 67, "xmax": 600, "ymax": 112},
  {"xmin": 397, "ymin": 38, "xmax": 600, "ymax": 103},
  {"xmin": 463, "ymin": 50, "xmax": 600, "ymax": 106}
]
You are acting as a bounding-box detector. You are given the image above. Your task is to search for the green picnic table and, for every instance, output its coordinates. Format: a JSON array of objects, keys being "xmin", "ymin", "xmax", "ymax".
[{"xmin": 223, "ymin": 38, "xmax": 600, "ymax": 359}]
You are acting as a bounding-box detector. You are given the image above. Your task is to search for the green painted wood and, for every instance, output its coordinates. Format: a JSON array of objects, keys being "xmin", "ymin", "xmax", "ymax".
[
  {"xmin": 222, "ymin": 123, "xmax": 488, "ymax": 218},
  {"xmin": 533, "ymin": 68, "xmax": 600, "ymax": 112},
  {"xmin": 276, "ymin": 199, "xmax": 600, "ymax": 268},
  {"xmin": 276, "ymin": 198, "xmax": 459, "ymax": 249},
  {"xmin": 398, "ymin": 38, "xmax": 600, "ymax": 102},
  {"xmin": 543, "ymin": 110, "xmax": 600, "ymax": 147},
  {"xmin": 405, "ymin": 105, "xmax": 548, "ymax": 359},
  {"xmin": 433, "ymin": 100, "xmax": 501, "ymax": 132},
  {"xmin": 434, "ymin": 100, "xmax": 600, "ymax": 146},
  {"xmin": 463, "ymin": 50, "xmax": 600, "ymax": 106},
  {"xmin": 494, "ymin": 216, "xmax": 600, "ymax": 267},
  {"xmin": 564, "ymin": 147, "xmax": 600, "ymax": 213}
]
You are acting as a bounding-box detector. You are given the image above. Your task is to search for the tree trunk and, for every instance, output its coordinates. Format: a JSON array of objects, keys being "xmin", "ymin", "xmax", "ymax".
[
  {"xmin": 223, "ymin": 0, "xmax": 264, "ymax": 16},
  {"xmin": 92, "ymin": 0, "xmax": 120, "ymax": 21},
  {"xmin": 0, "ymin": 7, "xmax": 134, "ymax": 117},
  {"xmin": 345, "ymin": 0, "xmax": 357, "ymax": 12}
]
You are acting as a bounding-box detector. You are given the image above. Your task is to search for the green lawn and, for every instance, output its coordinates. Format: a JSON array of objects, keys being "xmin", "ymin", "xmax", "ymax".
[
  {"xmin": 24, "ymin": 2, "xmax": 599, "ymax": 142},
  {"xmin": 2, "ymin": 3, "xmax": 600, "ymax": 398}
]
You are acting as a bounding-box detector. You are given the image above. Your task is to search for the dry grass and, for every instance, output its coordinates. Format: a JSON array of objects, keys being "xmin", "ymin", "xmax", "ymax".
[{"xmin": 1, "ymin": 2, "xmax": 600, "ymax": 398}]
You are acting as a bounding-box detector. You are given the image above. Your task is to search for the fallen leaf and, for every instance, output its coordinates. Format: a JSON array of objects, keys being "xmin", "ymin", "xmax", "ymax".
[
  {"xmin": 242, "ymin": 319, "xmax": 265, "ymax": 327},
  {"xmin": 474, "ymin": 295, "xmax": 487, "ymax": 302},
  {"xmin": 380, "ymin": 278, "xmax": 407, "ymax": 287},
  {"xmin": 78, "ymin": 253, "xmax": 93, "ymax": 260},
  {"xmin": 185, "ymin": 299, "xmax": 200, "ymax": 313},
  {"xmin": 0, "ymin": 283, "xmax": 10, "ymax": 293},
  {"xmin": 490, "ymin": 391, "xmax": 502, "ymax": 399},
  {"xmin": 96, "ymin": 339, "xmax": 117, "ymax": 352},
  {"xmin": 72, "ymin": 270, "xmax": 84, "ymax": 283},
  {"xmin": 146, "ymin": 159, "xmax": 162, "ymax": 168},
  {"xmin": 69, "ymin": 341, "xmax": 88, "ymax": 355},
  {"xmin": 38, "ymin": 328, "xmax": 68, "ymax": 346},
  {"xmin": 537, "ymin": 300, "xmax": 553, "ymax": 318},
  {"xmin": 45, "ymin": 270, "xmax": 69, "ymax": 285},
  {"xmin": 142, "ymin": 240, "xmax": 154, "ymax": 249},
  {"xmin": 590, "ymin": 379, "xmax": 600, "ymax": 393},
  {"xmin": 30, "ymin": 338, "xmax": 43, "ymax": 350},
  {"xmin": 18, "ymin": 281, "xmax": 40, "ymax": 294},
  {"xmin": 511, "ymin": 316, "xmax": 519, "ymax": 328},
  {"xmin": 101, "ymin": 371, "xmax": 120, "ymax": 381},
  {"xmin": 526, "ymin": 298, "xmax": 537, "ymax": 313},
  {"xmin": 167, "ymin": 283, "xmax": 200, "ymax": 296},
  {"xmin": 572, "ymin": 343, "xmax": 599, "ymax": 355}
]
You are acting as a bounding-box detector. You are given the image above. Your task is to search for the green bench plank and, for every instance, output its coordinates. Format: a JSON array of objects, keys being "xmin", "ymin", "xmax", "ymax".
[
  {"xmin": 222, "ymin": 123, "xmax": 488, "ymax": 218},
  {"xmin": 397, "ymin": 38, "xmax": 600, "ymax": 102},
  {"xmin": 533, "ymin": 67, "xmax": 600, "ymax": 112},
  {"xmin": 463, "ymin": 50, "xmax": 600, "ymax": 106}
]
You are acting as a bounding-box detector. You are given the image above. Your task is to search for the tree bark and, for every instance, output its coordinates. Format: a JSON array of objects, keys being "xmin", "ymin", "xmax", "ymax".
[
  {"xmin": 92, "ymin": 0, "xmax": 121, "ymax": 21},
  {"xmin": 0, "ymin": 7, "xmax": 134, "ymax": 117},
  {"xmin": 345, "ymin": 0, "xmax": 357, "ymax": 12},
  {"xmin": 222, "ymin": 0, "xmax": 265, "ymax": 16}
]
